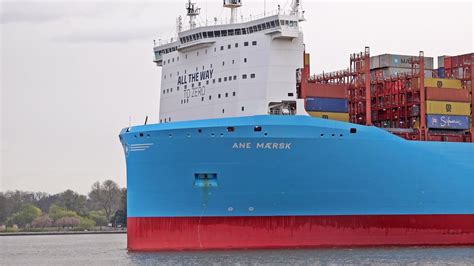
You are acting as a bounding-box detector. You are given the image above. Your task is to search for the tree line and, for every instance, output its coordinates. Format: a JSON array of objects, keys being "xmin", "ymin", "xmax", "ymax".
[{"xmin": 0, "ymin": 180, "xmax": 126, "ymax": 231}]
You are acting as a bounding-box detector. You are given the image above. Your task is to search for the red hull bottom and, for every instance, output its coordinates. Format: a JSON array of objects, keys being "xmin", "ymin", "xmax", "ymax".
[{"xmin": 127, "ymin": 215, "xmax": 474, "ymax": 251}]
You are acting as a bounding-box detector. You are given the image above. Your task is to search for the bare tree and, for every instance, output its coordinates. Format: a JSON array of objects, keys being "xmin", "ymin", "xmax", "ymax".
[{"xmin": 88, "ymin": 180, "xmax": 121, "ymax": 221}]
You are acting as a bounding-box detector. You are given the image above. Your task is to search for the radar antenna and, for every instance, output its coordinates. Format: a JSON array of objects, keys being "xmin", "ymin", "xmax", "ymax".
[
  {"xmin": 223, "ymin": 0, "xmax": 242, "ymax": 24},
  {"xmin": 176, "ymin": 16, "xmax": 183, "ymax": 33},
  {"xmin": 186, "ymin": 0, "xmax": 200, "ymax": 29}
]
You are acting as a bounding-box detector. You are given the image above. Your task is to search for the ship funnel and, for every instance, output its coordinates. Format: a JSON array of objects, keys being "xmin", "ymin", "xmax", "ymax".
[{"xmin": 223, "ymin": 0, "xmax": 242, "ymax": 24}]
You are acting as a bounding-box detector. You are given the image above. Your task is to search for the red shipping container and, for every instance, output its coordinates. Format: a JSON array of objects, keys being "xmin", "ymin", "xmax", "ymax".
[
  {"xmin": 425, "ymin": 87, "xmax": 470, "ymax": 102},
  {"xmin": 306, "ymin": 83, "xmax": 348, "ymax": 99},
  {"xmin": 444, "ymin": 57, "xmax": 451, "ymax": 70}
]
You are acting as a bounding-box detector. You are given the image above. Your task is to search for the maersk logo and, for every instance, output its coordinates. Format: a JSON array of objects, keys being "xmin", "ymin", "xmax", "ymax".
[{"xmin": 232, "ymin": 142, "xmax": 292, "ymax": 150}]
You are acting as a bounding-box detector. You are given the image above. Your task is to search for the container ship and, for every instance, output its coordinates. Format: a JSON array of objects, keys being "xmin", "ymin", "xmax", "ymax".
[{"xmin": 119, "ymin": 0, "xmax": 474, "ymax": 251}]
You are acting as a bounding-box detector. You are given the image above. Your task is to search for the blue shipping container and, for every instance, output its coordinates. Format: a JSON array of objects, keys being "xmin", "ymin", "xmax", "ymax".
[
  {"xmin": 438, "ymin": 67, "xmax": 445, "ymax": 78},
  {"xmin": 427, "ymin": 115, "xmax": 470, "ymax": 130},
  {"xmin": 306, "ymin": 97, "xmax": 348, "ymax": 112}
]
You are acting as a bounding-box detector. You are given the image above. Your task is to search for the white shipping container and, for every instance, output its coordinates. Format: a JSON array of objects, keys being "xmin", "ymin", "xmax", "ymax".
[
  {"xmin": 438, "ymin": 56, "xmax": 445, "ymax": 68},
  {"xmin": 370, "ymin": 54, "xmax": 434, "ymax": 70}
]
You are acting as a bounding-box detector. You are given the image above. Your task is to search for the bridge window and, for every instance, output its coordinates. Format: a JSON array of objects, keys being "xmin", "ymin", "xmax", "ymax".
[
  {"xmin": 214, "ymin": 31, "xmax": 220, "ymax": 37},
  {"xmin": 208, "ymin": 31, "xmax": 214, "ymax": 37},
  {"xmin": 235, "ymin": 29, "xmax": 241, "ymax": 35},
  {"xmin": 203, "ymin": 32, "xmax": 207, "ymax": 38},
  {"xmin": 221, "ymin": 30, "xmax": 227, "ymax": 37},
  {"xmin": 242, "ymin": 28, "xmax": 247, "ymax": 34}
]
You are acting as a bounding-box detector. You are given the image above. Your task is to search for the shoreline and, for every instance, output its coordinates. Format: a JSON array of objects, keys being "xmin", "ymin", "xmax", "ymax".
[{"xmin": 0, "ymin": 230, "xmax": 126, "ymax": 236}]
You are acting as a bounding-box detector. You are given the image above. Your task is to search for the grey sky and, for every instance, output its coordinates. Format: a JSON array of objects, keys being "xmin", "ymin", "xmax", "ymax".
[{"xmin": 1, "ymin": 0, "xmax": 473, "ymax": 194}]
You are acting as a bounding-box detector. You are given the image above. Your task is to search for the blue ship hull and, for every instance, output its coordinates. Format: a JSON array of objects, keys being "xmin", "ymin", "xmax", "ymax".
[{"xmin": 120, "ymin": 115, "xmax": 474, "ymax": 250}]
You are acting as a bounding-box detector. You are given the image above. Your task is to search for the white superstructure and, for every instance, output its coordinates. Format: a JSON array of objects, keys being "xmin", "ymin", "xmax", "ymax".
[{"xmin": 154, "ymin": 1, "xmax": 306, "ymax": 123}]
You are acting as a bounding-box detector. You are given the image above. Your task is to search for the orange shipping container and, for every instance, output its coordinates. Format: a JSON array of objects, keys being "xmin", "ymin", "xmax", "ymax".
[{"xmin": 425, "ymin": 87, "xmax": 470, "ymax": 102}]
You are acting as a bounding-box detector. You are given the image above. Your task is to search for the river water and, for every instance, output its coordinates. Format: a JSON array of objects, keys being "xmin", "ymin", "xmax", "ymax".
[{"xmin": 1, "ymin": 234, "xmax": 474, "ymax": 265}]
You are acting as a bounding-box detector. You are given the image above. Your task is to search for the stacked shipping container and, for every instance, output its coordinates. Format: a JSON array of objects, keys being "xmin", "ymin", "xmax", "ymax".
[
  {"xmin": 304, "ymin": 84, "xmax": 349, "ymax": 122},
  {"xmin": 303, "ymin": 50, "xmax": 473, "ymax": 142},
  {"xmin": 370, "ymin": 54, "xmax": 434, "ymax": 79},
  {"xmin": 423, "ymin": 79, "xmax": 471, "ymax": 130}
]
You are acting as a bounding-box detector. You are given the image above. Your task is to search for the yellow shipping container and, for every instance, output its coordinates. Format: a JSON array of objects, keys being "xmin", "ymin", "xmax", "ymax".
[
  {"xmin": 424, "ymin": 78, "xmax": 463, "ymax": 89},
  {"xmin": 426, "ymin": 100, "xmax": 471, "ymax": 115},
  {"xmin": 308, "ymin": 112, "xmax": 349, "ymax": 122},
  {"xmin": 412, "ymin": 78, "xmax": 463, "ymax": 90}
]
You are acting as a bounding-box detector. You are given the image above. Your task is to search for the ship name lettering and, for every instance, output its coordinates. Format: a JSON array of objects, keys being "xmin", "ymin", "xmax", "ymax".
[
  {"xmin": 232, "ymin": 142, "xmax": 292, "ymax": 150},
  {"xmin": 256, "ymin": 143, "xmax": 291, "ymax": 150},
  {"xmin": 232, "ymin": 142, "xmax": 252, "ymax": 149}
]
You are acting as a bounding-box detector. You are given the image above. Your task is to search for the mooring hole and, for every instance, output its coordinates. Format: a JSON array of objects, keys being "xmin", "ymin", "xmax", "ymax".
[{"xmin": 194, "ymin": 173, "xmax": 218, "ymax": 187}]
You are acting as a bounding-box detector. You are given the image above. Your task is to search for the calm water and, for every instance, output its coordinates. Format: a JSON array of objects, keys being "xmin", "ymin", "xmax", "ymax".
[{"xmin": 1, "ymin": 234, "xmax": 474, "ymax": 265}]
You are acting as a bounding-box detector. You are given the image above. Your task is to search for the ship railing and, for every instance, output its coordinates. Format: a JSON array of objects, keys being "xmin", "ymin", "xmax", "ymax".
[{"xmin": 180, "ymin": 9, "xmax": 304, "ymax": 32}]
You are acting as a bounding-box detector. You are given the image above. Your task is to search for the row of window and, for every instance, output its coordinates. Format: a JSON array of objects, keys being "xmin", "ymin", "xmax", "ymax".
[
  {"xmin": 179, "ymin": 19, "xmax": 297, "ymax": 44},
  {"xmin": 156, "ymin": 19, "xmax": 298, "ymax": 59},
  {"xmin": 164, "ymin": 63, "xmax": 224, "ymax": 80},
  {"xmin": 162, "ymin": 73, "xmax": 256, "ymax": 95},
  {"xmin": 162, "ymin": 40, "xmax": 254, "ymax": 66},
  {"xmin": 164, "ymin": 58, "xmax": 248, "ymax": 79},
  {"xmin": 160, "ymin": 105, "xmax": 247, "ymax": 123},
  {"xmin": 180, "ymin": 91, "xmax": 237, "ymax": 104}
]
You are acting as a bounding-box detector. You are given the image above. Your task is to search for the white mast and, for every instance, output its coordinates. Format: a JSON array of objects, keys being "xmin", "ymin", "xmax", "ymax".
[
  {"xmin": 186, "ymin": 0, "xmax": 200, "ymax": 29},
  {"xmin": 223, "ymin": 0, "xmax": 242, "ymax": 24},
  {"xmin": 290, "ymin": 0, "xmax": 301, "ymax": 14}
]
